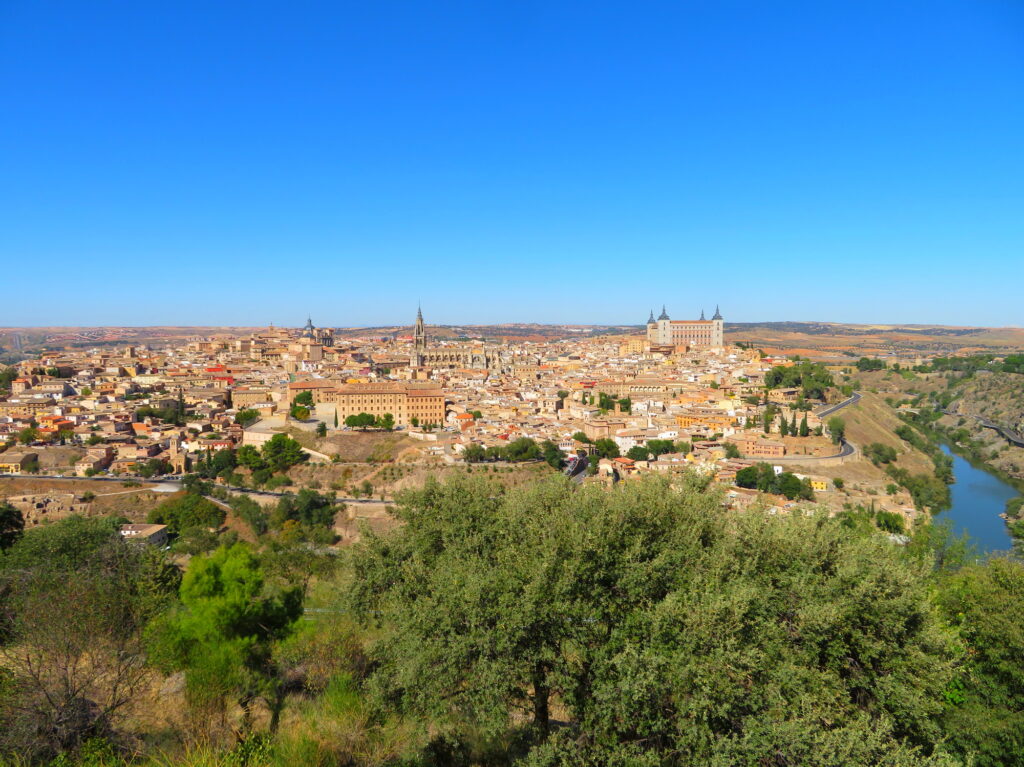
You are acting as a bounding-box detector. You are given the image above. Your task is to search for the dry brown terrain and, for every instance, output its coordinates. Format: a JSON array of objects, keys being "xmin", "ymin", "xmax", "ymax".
[
  {"xmin": 0, "ymin": 476, "xmax": 166, "ymax": 522},
  {"xmin": 726, "ymin": 322, "xmax": 1024, "ymax": 359}
]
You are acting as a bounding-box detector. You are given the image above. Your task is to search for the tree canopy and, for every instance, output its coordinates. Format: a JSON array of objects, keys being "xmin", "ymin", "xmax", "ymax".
[
  {"xmin": 766, "ymin": 361, "xmax": 835, "ymax": 399},
  {"xmin": 146, "ymin": 544, "xmax": 302, "ymax": 730},
  {"xmin": 350, "ymin": 474, "xmax": 962, "ymax": 765}
]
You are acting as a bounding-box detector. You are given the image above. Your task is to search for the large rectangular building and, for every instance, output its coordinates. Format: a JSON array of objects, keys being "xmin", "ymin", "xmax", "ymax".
[
  {"xmin": 646, "ymin": 306, "xmax": 725, "ymax": 349},
  {"xmin": 315, "ymin": 383, "xmax": 446, "ymax": 427}
]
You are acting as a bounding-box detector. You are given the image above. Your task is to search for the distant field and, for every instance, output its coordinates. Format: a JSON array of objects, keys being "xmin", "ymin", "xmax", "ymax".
[{"xmin": 726, "ymin": 322, "xmax": 1024, "ymax": 357}]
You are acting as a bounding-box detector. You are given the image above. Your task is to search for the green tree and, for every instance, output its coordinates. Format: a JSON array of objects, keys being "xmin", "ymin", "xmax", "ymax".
[
  {"xmin": 799, "ymin": 412, "xmax": 809, "ymax": 437},
  {"xmin": 503, "ymin": 437, "xmax": 541, "ymax": 462},
  {"xmin": 230, "ymin": 494, "xmax": 269, "ymax": 537},
  {"xmin": 936, "ymin": 558, "xmax": 1024, "ymax": 767},
  {"xmin": 17, "ymin": 427, "xmax": 38, "ymax": 445},
  {"xmin": 765, "ymin": 361, "xmax": 835, "ymax": 399},
  {"xmin": 235, "ymin": 408, "xmax": 260, "ymax": 427},
  {"xmin": 237, "ymin": 444, "xmax": 266, "ymax": 470},
  {"xmin": 351, "ymin": 475, "xmax": 959, "ymax": 764},
  {"xmin": 462, "ymin": 443, "xmax": 486, "ymax": 463},
  {"xmin": 146, "ymin": 544, "xmax": 302, "ymax": 732},
  {"xmin": 0, "ymin": 501, "xmax": 25, "ymax": 550},
  {"xmin": 261, "ymin": 433, "xmax": 306, "ymax": 472},
  {"xmin": 272, "ymin": 489, "xmax": 337, "ymax": 529},
  {"xmin": 592, "ymin": 438, "xmax": 619, "ymax": 459},
  {"xmin": 375, "ymin": 413, "xmax": 395, "ymax": 431},
  {"xmin": 316, "ymin": 421, "xmax": 328, "ymax": 438},
  {"xmin": 540, "ymin": 440, "xmax": 565, "ymax": 469},
  {"xmin": 345, "ymin": 412, "xmax": 376, "ymax": 430},
  {"xmin": 645, "ymin": 439, "xmax": 676, "ymax": 457},
  {"xmin": 147, "ymin": 492, "xmax": 225, "ymax": 534},
  {"xmin": 828, "ymin": 416, "xmax": 846, "ymax": 444},
  {"xmin": 175, "ymin": 388, "xmax": 187, "ymax": 426},
  {"xmin": 724, "ymin": 442, "xmax": 741, "ymax": 459},
  {"xmin": 626, "ymin": 445, "xmax": 651, "ymax": 461},
  {"xmin": 571, "ymin": 431, "xmax": 592, "ymax": 444},
  {"xmin": 293, "ymin": 390, "xmax": 314, "ymax": 406},
  {"xmin": 289, "ymin": 404, "xmax": 310, "ymax": 420},
  {"xmin": 0, "ymin": 527, "xmax": 178, "ymax": 760}
]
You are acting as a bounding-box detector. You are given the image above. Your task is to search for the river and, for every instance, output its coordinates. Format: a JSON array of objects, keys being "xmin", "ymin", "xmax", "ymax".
[{"xmin": 933, "ymin": 445, "xmax": 1018, "ymax": 554}]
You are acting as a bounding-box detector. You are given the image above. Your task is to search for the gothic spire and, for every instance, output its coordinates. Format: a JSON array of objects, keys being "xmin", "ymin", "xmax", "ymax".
[
  {"xmin": 658, "ymin": 305, "xmax": 670, "ymax": 320},
  {"xmin": 647, "ymin": 309, "xmax": 655, "ymax": 324},
  {"xmin": 712, "ymin": 305, "xmax": 723, "ymax": 320},
  {"xmin": 700, "ymin": 308, "xmax": 706, "ymax": 321}
]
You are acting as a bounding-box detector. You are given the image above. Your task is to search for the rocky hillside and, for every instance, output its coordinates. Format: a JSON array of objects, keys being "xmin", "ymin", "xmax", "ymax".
[{"xmin": 942, "ymin": 372, "xmax": 1024, "ymax": 482}]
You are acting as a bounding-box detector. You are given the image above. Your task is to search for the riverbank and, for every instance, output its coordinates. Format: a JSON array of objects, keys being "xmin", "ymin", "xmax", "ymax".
[
  {"xmin": 891, "ymin": 407, "xmax": 1023, "ymax": 552},
  {"xmin": 933, "ymin": 446, "xmax": 1018, "ymax": 554}
]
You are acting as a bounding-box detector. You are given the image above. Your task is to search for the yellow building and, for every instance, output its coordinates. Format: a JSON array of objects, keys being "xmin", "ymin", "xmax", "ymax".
[
  {"xmin": 0, "ymin": 452, "xmax": 38, "ymax": 474},
  {"xmin": 317, "ymin": 383, "xmax": 446, "ymax": 427}
]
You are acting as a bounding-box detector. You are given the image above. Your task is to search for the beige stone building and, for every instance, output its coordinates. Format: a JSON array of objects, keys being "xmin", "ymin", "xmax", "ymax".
[
  {"xmin": 316, "ymin": 383, "xmax": 446, "ymax": 427},
  {"xmin": 646, "ymin": 306, "xmax": 725, "ymax": 348}
]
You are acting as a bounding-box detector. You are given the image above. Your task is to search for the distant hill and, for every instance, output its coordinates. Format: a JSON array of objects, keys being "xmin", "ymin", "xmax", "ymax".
[{"xmin": 1, "ymin": 321, "xmax": 1020, "ymax": 356}]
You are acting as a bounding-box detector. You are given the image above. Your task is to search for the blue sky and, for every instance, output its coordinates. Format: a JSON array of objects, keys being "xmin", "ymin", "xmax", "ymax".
[{"xmin": 2, "ymin": 1, "xmax": 1023, "ymax": 328}]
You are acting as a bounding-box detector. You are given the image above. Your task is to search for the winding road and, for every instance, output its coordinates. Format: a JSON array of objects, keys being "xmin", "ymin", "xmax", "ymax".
[{"xmin": 815, "ymin": 392, "xmax": 862, "ymax": 419}]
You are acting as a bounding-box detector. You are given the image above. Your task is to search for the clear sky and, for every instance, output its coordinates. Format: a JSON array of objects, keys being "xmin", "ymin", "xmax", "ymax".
[{"xmin": 2, "ymin": 1, "xmax": 1023, "ymax": 328}]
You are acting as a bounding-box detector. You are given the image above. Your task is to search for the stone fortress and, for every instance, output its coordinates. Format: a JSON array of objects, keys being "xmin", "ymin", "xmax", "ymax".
[{"xmin": 646, "ymin": 305, "xmax": 725, "ymax": 349}]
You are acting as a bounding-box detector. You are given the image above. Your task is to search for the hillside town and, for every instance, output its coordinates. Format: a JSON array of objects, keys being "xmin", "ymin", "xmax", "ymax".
[{"xmin": 0, "ymin": 307, "xmax": 930, "ymax": 534}]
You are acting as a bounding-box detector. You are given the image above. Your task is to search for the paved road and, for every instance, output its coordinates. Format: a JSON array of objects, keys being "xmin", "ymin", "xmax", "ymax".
[
  {"xmin": 942, "ymin": 410, "xmax": 1024, "ymax": 448},
  {"xmin": 768, "ymin": 439, "xmax": 856, "ymax": 463},
  {"xmin": 815, "ymin": 392, "xmax": 862, "ymax": 419}
]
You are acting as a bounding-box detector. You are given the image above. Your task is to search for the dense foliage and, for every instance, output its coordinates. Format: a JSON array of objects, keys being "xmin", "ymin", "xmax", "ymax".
[
  {"xmin": 147, "ymin": 491, "xmax": 226, "ymax": 534},
  {"xmin": 735, "ymin": 462, "xmax": 815, "ymax": 500},
  {"xmin": 350, "ymin": 475, "xmax": 968, "ymax": 765},
  {"xmin": 765, "ymin": 361, "xmax": 834, "ymax": 399},
  {"xmin": 1, "ymin": 474, "xmax": 1024, "ymax": 766}
]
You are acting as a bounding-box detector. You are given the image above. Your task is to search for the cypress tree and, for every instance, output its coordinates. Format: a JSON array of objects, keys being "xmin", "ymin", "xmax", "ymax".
[{"xmin": 799, "ymin": 413, "xmax": 809, "ymax": 437}]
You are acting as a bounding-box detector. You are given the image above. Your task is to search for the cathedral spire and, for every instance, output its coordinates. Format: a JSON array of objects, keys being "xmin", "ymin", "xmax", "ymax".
[
  {"xmin": 647, "ymin": 309, "xmax": 655, "ymax": 324},
  {"xmin": 658, "ymin": 305, "xmax": 670, "ymax": 321},
  {"xmin": 712, "ymin": 305, "xmax": 722, "ymax": 320},
  {"xmin": 414, "ymin": 303, "xmax": 427, "ymax": 351},
  {"xmin": 700, "ymin": 308, "xmax": 706, "ymax": 321}
]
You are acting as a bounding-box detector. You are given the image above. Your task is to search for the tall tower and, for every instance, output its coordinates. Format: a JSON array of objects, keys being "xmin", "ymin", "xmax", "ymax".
[
  {"xmin": 411, "ymin": 305, "xmax": 427, "ymax": 367},
  {"xmin": 711, "ymin": 305, "xmax": 724, "ymax": 347},
  {"xmin": 656, "ymin": 305, "xmax": 671, "ymax": 345},
  {"xmin": 414, "ymin": 304, "xmax": 427, "ymax": 352}
]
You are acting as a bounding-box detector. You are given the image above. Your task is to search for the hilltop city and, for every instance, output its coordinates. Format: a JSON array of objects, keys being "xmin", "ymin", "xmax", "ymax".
[{"xmin": 1, "ymin": 304, "xmax": 962, "ymax": 536}]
